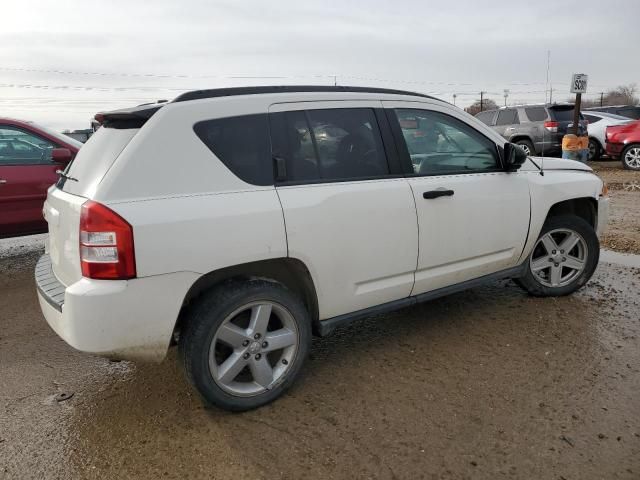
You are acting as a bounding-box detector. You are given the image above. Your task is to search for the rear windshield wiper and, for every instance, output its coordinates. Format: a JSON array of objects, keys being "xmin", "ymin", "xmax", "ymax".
[{"xmin": 56, "ymin": 169, "xmax": 78, "ymax": 182}]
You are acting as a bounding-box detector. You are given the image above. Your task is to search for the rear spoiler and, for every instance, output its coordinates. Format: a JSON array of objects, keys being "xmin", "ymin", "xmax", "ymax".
[{"xmin": 95, "ymin": 102, "xmax": 167, "ymax": 129}]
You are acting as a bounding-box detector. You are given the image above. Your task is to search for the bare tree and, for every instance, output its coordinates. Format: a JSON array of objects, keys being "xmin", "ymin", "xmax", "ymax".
[
  {"xmin": 465, "ymin": 98, "xmax": 498, "ymax": 116},
  {"xmin": 577, "ymin": 83, "xmax": 639, "ymax": 108}
]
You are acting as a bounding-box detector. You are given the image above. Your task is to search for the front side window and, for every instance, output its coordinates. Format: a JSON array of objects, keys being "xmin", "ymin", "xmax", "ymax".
[
  {"xmin": 194, "ymin": 114, "xmax": 272, "ymax": 185},
  {"xmin": 274, "ymin": 108, "xmax": 389, "ymax": 183},
  {"xmin": 0, "ymin": 126, "xmax": 55, "ymax": 165},
  {"xmin": 395, "ymin": 109, "xmax": 499, "ymax": 175},
  {"xmin": 495, "ymin": 109, "xmax": 519, "ymax": 126}
]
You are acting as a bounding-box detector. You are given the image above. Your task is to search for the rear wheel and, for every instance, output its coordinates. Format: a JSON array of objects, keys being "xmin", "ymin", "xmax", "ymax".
[
  {"xmin": 622, "ymin": 144, "xmax": 640, "ymax": 170},
  {"xmin": 515, "ymin": 139, "xmax": 534, "ymax": 156},
  {"xmin": 516, "ymin": 215, "xmax": 599, "ymax": 297},
  {"xmin": 588, "ymin": 138, "xmax": 601, "ymax": 161},
  {"xmin": 179, "ymin": 280, "xmax": 311, "ymax": 411}
]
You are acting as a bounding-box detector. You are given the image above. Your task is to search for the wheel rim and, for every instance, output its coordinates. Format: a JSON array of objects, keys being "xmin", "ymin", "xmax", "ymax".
[
  {"xmin": 519, "ymin": 143, "xmax": 531, "ymax": 156},
  {"xmin": 530, "ymin": 228, "xmax": 588, "ymax": 288},
  {"xmin": 208, "ymin": 301, "xmax": 299, "ymax": 397},
  {"xmin": 588, "ymin": 140, "xmax": 597, "ymax": 160},
  {"xmin": 624, "ymin": 147, "xmax": 640, "ymax": 168}
]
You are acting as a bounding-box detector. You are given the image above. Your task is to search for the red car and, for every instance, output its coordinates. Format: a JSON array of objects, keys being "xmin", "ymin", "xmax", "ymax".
[
  {"xmin": 605, "ymin": 120, "xmax": 640, "ymax": 171},
  {"xmin": 0, "ymin": 117, "xmax": 82, "ymax": 238}
]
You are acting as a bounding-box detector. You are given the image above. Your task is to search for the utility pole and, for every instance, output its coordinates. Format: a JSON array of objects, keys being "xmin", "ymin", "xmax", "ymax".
[
  {"xmin": 452, "ymin": 93, "xmax": 457, "ymax": 106},
  {"xmin": 503, "ymin": 89, "xmax": 510, "ymax": 106},
  {"xmin": 480, "ymin": 91, "xmax": 484, "ymax": 112},
  {"xmin": 600, "ymin": 92, "xmax": 604, "ymax": 107},
  {"xmin": 332, "ymin": 75, "xmax": 337, "ymax": 86}
]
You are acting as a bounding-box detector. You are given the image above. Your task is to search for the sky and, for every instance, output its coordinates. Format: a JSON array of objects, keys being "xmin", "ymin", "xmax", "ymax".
[{"xmin": 2, "ymin": 0, "xmax": 639, "ymax": 131}]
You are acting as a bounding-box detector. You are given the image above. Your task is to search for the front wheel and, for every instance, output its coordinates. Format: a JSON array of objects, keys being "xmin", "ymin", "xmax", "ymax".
[
  {"xmin": 516, "ymin": 215, "xmax": 599, "ymax": 297},
  {"xmin": 588, "ymin": 138, "xmax": 601, "ymax": 161},
  {"xmin": 622, "ymin": 144, "xmax": 640, "ymax": 170},
  {"xmin": 179, "ymin": 280, "xmax": 312, "ymax": 411}
]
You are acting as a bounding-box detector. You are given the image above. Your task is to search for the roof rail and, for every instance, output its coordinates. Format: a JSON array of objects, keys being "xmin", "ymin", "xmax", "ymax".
[{"xmin": 173, "ymin": 85, "xmax": 439, "ymax": 103}]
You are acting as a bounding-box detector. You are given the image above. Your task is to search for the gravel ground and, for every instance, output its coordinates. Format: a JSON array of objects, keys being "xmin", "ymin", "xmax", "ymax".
[{"xmin": 1, "ymin": 166, "xmax": 639, "ymax": 479}]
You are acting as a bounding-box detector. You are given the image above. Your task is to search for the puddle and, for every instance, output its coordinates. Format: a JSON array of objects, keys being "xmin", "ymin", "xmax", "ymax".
[{"xmin": 600, "ymin": 249, "xmax": 640, "ymax": 268}]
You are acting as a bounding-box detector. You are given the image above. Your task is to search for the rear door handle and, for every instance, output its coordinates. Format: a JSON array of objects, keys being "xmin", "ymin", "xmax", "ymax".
[
  {"xmin": 0, "ymin": 179, "xmax": 7, "ymax": 184},
  {"xmin": 423, "ymin": 189, "xmax": 454, "ymax": 199}
]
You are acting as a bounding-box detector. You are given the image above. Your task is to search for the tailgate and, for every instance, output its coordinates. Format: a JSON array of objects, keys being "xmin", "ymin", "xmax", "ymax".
[{"xmin": 44, "ymin": 187, "xmax": 86, "ymax": 287}]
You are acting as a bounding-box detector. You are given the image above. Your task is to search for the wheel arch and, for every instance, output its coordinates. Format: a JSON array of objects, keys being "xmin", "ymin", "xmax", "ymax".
[
  {"xmin": 174, "ymin": 257, "xmax": 320, "ymax": 340},
  {"xmin": 545, "ymin": 197, "xmax": 597, "ymax": 229}
]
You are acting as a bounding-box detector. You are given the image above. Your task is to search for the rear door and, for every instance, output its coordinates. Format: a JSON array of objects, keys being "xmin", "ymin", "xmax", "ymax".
[
  {"xmin": 383, "ymin": 101, "xmax": 530, "ymax": 295},
  {"xmin": 0, "ymin": 125, "xmax": 60, "ymax": 237},
  {"xmin": 494, "ymin": 108, "xmax": 520, "ymax": 140},
  {"xmin": 270, "ymin": 101, "xmax": 418, "ymax": 319}
]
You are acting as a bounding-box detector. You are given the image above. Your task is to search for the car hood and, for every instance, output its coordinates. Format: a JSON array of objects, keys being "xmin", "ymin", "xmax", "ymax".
[{"xmin": 524, "ymin": 157, "xmax": 592, "ymax": 172}]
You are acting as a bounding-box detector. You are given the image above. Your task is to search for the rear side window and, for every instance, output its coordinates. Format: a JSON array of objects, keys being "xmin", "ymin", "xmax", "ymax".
[
  {"xmin": 525, "ymin": 107, "xmax": 547, "ymax": 122},
  {"xmin": 584, "ymin": 114, "xmax": 601, "ymax": 124},
  {"xmin": 495, "ymin": 109, "xmax": 519, "ymax": 126},
  {"xmin": 549, "ymin": 107, "xmax": 577, "ymax": 121},
  {"xmin": 194, "ymin": 114, "xmax": 272, "ymax": 186},
  {"xmin": 475, "ymin": 111, "xmax": 495, "ymax": 125},
  {"xmin": 271, "ymin": 108, "xmax": 389, "ymax": 183}
]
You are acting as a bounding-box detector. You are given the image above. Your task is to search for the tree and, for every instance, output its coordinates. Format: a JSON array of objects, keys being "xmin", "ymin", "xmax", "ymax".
[
  {"xmin": 465, "ymin": 98, "xmax": 498, "ymax": 116},
  {"xmin": 576, "ymin": 83, "xmax": 639, "ymax": 108}
]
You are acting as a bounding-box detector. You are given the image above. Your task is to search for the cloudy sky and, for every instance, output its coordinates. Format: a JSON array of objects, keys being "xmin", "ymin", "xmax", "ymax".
[{"xmin": 2, "ymin": 0, "xmax": 639, "ymax": 131}]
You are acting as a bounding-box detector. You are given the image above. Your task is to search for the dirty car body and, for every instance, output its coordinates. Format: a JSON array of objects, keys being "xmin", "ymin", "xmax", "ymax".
[{"xmin": 35, "ymin": 86, "xmax": 609, "ymax": 410}]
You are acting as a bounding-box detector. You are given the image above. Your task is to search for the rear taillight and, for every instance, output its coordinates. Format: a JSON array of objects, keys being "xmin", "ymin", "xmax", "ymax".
[
  {"xmin": 79, "ymin": 201, "xmax": 136, "ymax": 280},
  {"xmin": 544, "ymin": 121, "xmax": 558, "ymax": 132}
]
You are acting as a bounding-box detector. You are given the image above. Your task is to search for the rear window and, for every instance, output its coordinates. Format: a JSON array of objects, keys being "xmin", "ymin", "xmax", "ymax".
[
  {"xmin": 57, "ymin": 127, "xmax": 138, "ymax": 197},
  {"xmin": 194, "ymin": 114, "xmax": 272, "ymax": 186},
  {"xmin": 525, "ymin": 107, "xmax": 547, "ymax": 122},
  {"xmin": 549, "ymin": 107, "xmax": 578, "ymax": 121}
]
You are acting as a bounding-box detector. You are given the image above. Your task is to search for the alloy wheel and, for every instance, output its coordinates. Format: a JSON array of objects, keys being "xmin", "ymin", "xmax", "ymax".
[
  {"xmin": 624, "ymin": 147, "xmax": 640, "ymax": 169},
  {"xmin": 209, "ymin": 301, "xmax": 299, "ymax": 397},
  {"xmin": 519, "ymin": 144, "xmax": 531, "ymax": 156},
  {"xmin": 530, "ymin": 228, "xmax": 588, "ymax": 288}
]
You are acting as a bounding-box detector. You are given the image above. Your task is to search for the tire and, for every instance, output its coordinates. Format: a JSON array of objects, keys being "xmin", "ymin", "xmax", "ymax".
[
  {"xmin": 622, "ymin": 143, "xmax": 640, "ymax": 170},
  {"xmin": 516, "ymin": 215, "xmax": 599, "ymax": 297},
  {"xmin": 515, "ymin": 139, "xmax": 535, "ymax": 157},
  {"xmin": 179, "ymin": 280, "xmax": 312, "ymax": 411},
  {"xmin": 588, "ymin": 138, "xmax": 601, "ymax": 161}
]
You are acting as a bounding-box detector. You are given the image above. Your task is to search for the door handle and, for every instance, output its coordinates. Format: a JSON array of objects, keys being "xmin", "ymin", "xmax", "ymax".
[
  {"xmin": 0, "ymin": 178, "xmax": 7, "ymax": 184},
  {"xmin": 423, "ymin": 189, "xmax": 454, "ymax": 199}
]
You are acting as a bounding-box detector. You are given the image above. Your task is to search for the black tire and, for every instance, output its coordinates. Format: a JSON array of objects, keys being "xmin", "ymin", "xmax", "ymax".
[
  {"xmin": 588, "ymin": 137, "xmax": 601, "ymax": 161},
  {"xmin": 516, "ymin": 215, "xmax": 599, "ymax": 297},
  {"xmin": 179, "ymin": 280, "xmax": 312, "ymax": 411},
  {"xmin": 621, "ymin": 143, "xmax": 640, "ymax": 171},
  {"xmin": 515, "ymin": 139, "xmax": 535, "ymax": 157}
]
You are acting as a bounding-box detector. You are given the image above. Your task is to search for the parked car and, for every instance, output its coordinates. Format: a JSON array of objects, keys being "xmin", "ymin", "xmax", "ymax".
[
  {"xmin": 605, "ymin": 120, "xmax": 640, "ymax": 170},
  {"xmin": 582, "ymin": 111, "xmax": 633, "ymax": 160},
  {"xmin": 475, "ymin": 104, "xmax": 587, "ymax": 156},
  {"xmin": 36, "ymin": 86, "xmax": 609, "ymax": 411},
  {"xmin": 0, "ymin": 117, "xmax": 82, "ymax": 238},
  {"xmin": 585, "ymin": 105, "xmax": 640, "ymax": 120}
]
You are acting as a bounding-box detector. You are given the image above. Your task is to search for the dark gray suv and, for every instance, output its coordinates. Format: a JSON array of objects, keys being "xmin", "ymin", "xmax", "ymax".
[{"xmin": 475, "ymin": 104, "xmax": 587, "ymax": 156}]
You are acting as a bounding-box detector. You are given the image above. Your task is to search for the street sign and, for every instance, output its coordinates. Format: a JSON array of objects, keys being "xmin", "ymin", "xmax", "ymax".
[{"xmin": 570, "ymin": 74, "xmax": 588, "ymax": 94}]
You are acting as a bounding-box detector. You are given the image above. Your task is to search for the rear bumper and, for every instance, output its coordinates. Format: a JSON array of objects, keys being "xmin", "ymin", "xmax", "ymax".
[
  {"xmin": 597, "ymin": 196, "xmax": 609, "ymax": 238},
  {"xmin": 36, "ymin": 254, "xmax": 199, "ymax": 362},
  {"xmin": 605, "ymin": 142, "xmax": 624, "ymax": 158}
]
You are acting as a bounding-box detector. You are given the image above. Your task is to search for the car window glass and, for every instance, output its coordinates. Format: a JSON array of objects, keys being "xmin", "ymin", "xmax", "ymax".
[
  {"xmin": 395, "ymin": 109, "xmax": 499, "ymax": 175},
  {"xmin": 525, "ymin": 107, "xmax": 547, "ymax": 122},
  {"xmin": 0, "ymin": 126, "xmax": 55, "ymax": 165},
  {"xmin": 277, "ymin": 108, "xmax": 389, "ymax": 182},
  {"xmin": 619, "ymin": 108, "xmax": 640, "ymax": 119},
  {"xmin": 584, "ymin": 114, "xmax": 600, "ymax": 124},
  {"xmin": 475, "ymin": 111, "xmax": 494, "ymax": 125},
  {"xmin": 495, "ymin": 109, "xmax": 519, "ymax": 126},
  {"xmin": 193, "ymin": 114, "xmax": 272, "ymax": 185}
]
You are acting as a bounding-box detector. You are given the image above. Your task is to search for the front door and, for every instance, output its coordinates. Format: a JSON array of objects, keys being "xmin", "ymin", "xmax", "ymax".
[
  {"xmin": 383, "ymin": 101, "xmax": 531, "ymax": 295},
  {"xmin": 269, "ymin": 101, "xmax": 418, "ymax": 319}
]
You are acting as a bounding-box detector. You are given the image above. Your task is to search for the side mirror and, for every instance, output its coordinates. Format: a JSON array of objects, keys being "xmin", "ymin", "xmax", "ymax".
[
  {"xmin": 503, "ymin": 142, "xmax": 527, "ymax": 172},
  {"xmin": 51, "ymin": 148, "xmax": 72, "ymax": 164}
]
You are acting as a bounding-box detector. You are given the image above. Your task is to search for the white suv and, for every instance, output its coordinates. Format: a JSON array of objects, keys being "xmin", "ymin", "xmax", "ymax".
[{"xmin": 36, "ymin": 86, "xmax": 609, "ymax": 411}]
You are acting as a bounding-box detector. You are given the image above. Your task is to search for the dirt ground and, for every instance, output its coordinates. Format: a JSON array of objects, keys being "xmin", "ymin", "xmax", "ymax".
[
  {"xmin": 1, "ymin": 163, "xmax": 639, "ymax": 480},
  {"xmin": 591, "ymin": 160, "xmax": 640, "ymax": 254}
]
